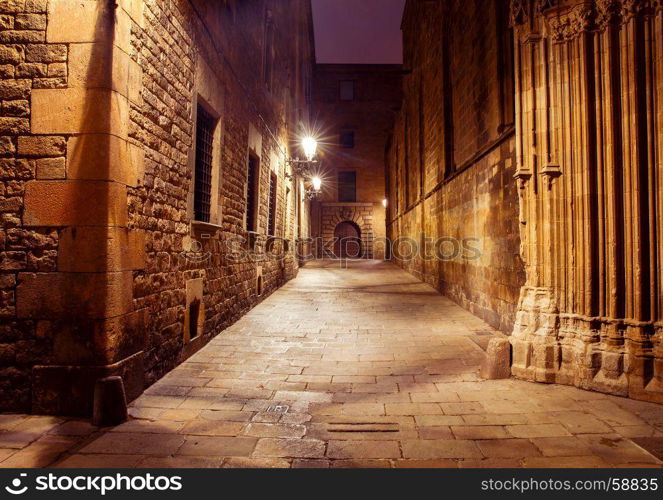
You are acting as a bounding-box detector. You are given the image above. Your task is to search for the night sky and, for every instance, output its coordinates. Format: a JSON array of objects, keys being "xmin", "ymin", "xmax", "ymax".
[{"xmin": 311, "ymin": 0, "xmax": 406, "ymax": 64}]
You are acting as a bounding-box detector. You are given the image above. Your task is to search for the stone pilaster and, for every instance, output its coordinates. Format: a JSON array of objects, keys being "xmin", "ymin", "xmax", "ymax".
[
  {"xmin": 510, "ymin": 0, "xmax": 663, "ymax": 403},
  {"xmin": 17, "ymin": 0, "xmax": 147, "ymax": 415}
]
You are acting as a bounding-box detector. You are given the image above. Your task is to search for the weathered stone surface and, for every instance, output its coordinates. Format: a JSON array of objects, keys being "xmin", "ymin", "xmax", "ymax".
[
  {"xmin": 92, "ymin": 376, "xmax": 128, "ymax": 427},
  {"xmin": 16, "ymin": 271, "xmax": 133, "ymax": 319},
  {"xmin": 58, "ymin": 227, "xmax": 145, "ymax": 273},
  {"xmin": 32, "ymin": 352, "xmax": 144, "ymax": 417},
  {"xmin": 508, "ymin": 0, "xmax": 663, "ymax": 404},
  {"xmin": 31, "ymin": 88, "xmax": 129, "ymax": 136},
  {"xmin": 34, "ymin": 157, "xmax": 64, "ymax": 179},
  {"xmin": 24, "ymin": 43, "xmax": 66, "ymax": 63},
  {"xmin": 23, "ymin": 180, "xmax": 128, "ymax": 227},
  {"xmin": 480, "ymin": 338, "xmax": 511, "ymax": 380},
  {"xmin": 68, "ymin": 43, "xmax": 141, "ymax": 104},
  {"xmin": 17, "ymin": 136, "xmax": 65, "ymax": 158},
  {"xmin": 46, "ymin": 0, "xmax": 114, "ymax": 44},
  {"xmin": 66, "ymin": 134, "xmax": 144, "ymax": 186}
]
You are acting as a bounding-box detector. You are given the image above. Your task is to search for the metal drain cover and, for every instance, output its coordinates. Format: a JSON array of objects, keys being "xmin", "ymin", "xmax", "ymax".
[
  {"xmin": 473, "ymin": 331, "xmax": 494, "ymax": 336},
  {"xmin": 266, "ymin": 404, "xmax": 289, "ymax": 414}
]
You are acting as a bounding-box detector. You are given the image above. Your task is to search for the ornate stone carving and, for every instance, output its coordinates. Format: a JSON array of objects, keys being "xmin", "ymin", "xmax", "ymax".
[
  {"xmin": 595, "ymin": 0, "xmax": 623, "ymax": 29},
  {"xmin": 537, "ymin": 0, "xmax": 559, "ymax": 13},
  {"xmin": 510, "ymin": 0, "xmax": 530, "ymax": 26},
  {"xmin": 547, "ymin": 3, "xmax": 595, "ymax": 42},
  {"xmin": 540, "ymin": 163, "xmax": 562, "ymax": 189},
  {"xmin": 621, "ymin": 0, "xmax": 647, "ymax": 20}
]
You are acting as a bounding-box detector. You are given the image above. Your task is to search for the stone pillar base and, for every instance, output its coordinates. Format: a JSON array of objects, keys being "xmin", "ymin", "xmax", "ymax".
[
  {"xmin": 511, "ymin": 287, "xmax": 663, "ymax": 404},
  {"xmin": 32, "ymin": 351, "xmax": 144, "ymax": 416}
]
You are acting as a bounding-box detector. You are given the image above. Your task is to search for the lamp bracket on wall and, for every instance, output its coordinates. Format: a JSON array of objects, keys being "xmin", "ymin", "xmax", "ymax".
[{"xmin": 285, "ymin": 159, "xmax": 318, "ymax": 180}]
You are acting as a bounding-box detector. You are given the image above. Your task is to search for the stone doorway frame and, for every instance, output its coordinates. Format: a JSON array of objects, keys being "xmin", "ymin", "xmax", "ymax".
[{"xmin": 320, "ymin": 203, "xmax": 374, "ymax": 259}]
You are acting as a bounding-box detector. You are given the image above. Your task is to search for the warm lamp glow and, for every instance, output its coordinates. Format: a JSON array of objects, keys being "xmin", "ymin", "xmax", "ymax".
[
  {"xmin": 382, "ymin": 199, "xmax": 388, "ymax": 208},
  {"xmin": 302, "ymin": 136, "xmax": 318, "ymax": 161},
  {"xmin": 312, "ymin": 176, "xmax": 322, "ymax": 191}
]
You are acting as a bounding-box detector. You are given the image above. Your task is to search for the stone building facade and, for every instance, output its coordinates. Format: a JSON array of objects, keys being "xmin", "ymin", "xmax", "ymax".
[
  {"xmin": 0, "ymin": 0, "xmax": 315, "ymax": 414},
  {"xmin": 386, "ymin": 0, "xmax": 525, "ymax": 333},
  {"xmin": 312, "ymin": 64, "xmax": 402, "ymax": 259},
  {"xmin": 388, "ymin": 0, "xmax": 662, "ymax": 403}
]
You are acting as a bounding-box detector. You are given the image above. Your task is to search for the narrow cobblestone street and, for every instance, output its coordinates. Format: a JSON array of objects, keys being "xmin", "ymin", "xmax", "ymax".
[{"xmin": 1, "ymin": 260, "xmax": 663, "ymax": 468}]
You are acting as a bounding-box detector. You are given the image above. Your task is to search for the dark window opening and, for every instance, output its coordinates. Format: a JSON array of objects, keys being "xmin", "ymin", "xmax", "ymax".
[
  {"xmin": 257, "ymin": 273, "xmax": 263, "ymax": 296},
  {"xmin": 338, "ymin": 171, "xmax": 356, "ymax": 203},
  {"xmin": 285, "ymin": 186, "xmax": 291, "ymax": 235},
  {"xmin": 188, "ymin": 298, "xmax": 200, "ymax": 339},
  {"xmin": 268, "ymin": 172, "xmax": 277, "ymax": 236},
  {"xmin": 339, "ymin": 80, "xmax": 354, "ymax": 101},
  {"xmin": 246, "ymin": 153, "xmax": 259, "ymax": 232},
  {"xmin": 497, "ymin": 0, "xmax": 515, "ymax": 131},
  {"xmin": 194, "ymin": 103, "xmax": 215, "ymax": 223},
  {"xmin": 339, "ymin": 131, "xmax": 355, "ymax": 149}
]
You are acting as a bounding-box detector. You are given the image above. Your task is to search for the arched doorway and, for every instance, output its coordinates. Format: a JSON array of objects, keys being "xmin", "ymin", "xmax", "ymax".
[{"xmin": 334, "ymin": 221, "xmax": 362, "ymax": 258}]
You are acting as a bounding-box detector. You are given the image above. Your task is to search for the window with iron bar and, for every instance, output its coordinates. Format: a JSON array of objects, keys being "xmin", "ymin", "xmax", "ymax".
[
  {"xmin": 268, "ymin": 172, "xmax": 277, "ymax": 236},
  {"xmin": 246, "ymin": 153, "xmax": 260, "ymax": 232},
  {"xmin": 194, "ymin": 103, "xmax": 216, "ymax": 223}
]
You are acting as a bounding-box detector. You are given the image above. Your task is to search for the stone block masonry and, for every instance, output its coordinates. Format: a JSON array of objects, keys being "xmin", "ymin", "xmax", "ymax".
[
  {"xmin": 386, "ymin": 0, "xmax": 524, "ymax": 334},
  {"xmin": 0, "ymin": 0, "xmax": 315, "ymax": 415}
]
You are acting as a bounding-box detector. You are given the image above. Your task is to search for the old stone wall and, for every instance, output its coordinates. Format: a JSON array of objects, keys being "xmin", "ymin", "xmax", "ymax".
[
  {"xmin": 0, "ymin": 0, "xmax": 314, "ymax": 414},
  {"xmin": 0, "ymin": 0, "xmax": 68, "ymax": 411},
  {"xmin": 387, "ymin": 0, "xmax": 524, "ymax": 333}
]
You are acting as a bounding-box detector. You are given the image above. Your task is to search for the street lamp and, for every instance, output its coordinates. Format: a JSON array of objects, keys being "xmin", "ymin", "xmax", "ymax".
[
  {"xmin": 286, "ymin": 136, "xmax": 320, "ymax": 180},
  {"xmin": 303, "ymin": 175, "xmax": 322, "ymax": 201},
  {"xmin": 302, "ymin": 137, "xmax": 318, "ymax": 162}
]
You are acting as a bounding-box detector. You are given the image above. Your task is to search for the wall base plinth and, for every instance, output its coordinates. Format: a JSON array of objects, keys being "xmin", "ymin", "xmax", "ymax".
[
  {"xmin": 511, "ymin": 287, "xmax": 663, "ymax": 404},
  {"xmin": 32, "ymin": 351, "xmax": 144, "ymax": 416}
]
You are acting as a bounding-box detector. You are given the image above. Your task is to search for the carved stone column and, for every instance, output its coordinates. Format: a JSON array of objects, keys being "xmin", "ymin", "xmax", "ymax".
[{"xmin": 510, "ymin": 0, "xmax": 662, "ymax": 403}]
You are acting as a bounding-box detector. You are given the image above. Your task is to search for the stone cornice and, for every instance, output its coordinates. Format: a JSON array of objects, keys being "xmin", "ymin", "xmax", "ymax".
[{"xmin": 511, "ymin": 0, "xmax": 662, "ymax": 39}]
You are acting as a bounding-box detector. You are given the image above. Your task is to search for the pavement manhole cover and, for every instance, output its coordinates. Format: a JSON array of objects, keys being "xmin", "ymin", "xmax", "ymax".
[{"xmin": 266, "ymin": 404, "xmax": 289, "ymax": 414}]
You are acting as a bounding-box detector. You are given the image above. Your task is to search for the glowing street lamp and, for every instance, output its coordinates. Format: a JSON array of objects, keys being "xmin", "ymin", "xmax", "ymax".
[
  {"xmin": 382, "ymin": 198, "xmax": 388, "ymax": 208},
  {"xmin": 286, "ymin": 135, "xmax": 319, "ymax": 181},
  {"xmin": 312, "ymin": 176, "xmax": 322, "ymax": 192},
  {"xmin": 302, "ymin": 136, "xmax": 318, "ymax": 161}
]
